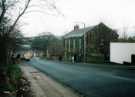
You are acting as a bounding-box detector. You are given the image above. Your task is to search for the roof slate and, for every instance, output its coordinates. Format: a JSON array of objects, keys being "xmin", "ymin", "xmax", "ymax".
[{"xmin": 64, "ymin": 26, "xmax": 95, "ymax": 39}]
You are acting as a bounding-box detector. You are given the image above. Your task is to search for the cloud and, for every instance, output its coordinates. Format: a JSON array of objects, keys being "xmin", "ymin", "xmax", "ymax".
[{"xmin": 20, "ymin": 0, "xmax": 135, "ymax": 37}]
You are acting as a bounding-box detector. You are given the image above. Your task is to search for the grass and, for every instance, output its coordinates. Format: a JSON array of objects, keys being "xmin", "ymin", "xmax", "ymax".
[
  {"xmin": 7, "ymin": 64, "xmax": 22, "ymax": 82},
  {"xmin": 7, "ymin": 64, "xmax": 22, "ymax": 92},
  {"xmin": 0, "ymin": 64, "xmax": 22, "ymax": 92}
]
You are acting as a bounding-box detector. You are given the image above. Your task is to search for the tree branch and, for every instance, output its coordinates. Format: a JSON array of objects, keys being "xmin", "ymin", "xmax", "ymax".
[
  {"xmin": 0, "ymin": 0, "xmax": 6, "ymax": 24},
  {"xmin": 8, "ymin": 0, "xmax": 31, "ymax": 34}
]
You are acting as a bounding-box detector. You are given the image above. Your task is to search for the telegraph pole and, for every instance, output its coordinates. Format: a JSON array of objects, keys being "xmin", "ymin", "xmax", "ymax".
[
  {"xmin": 83, "ymin": 23, "xmax": 86, "ymax": 63},
  {"xmin": 74, "ymin": 21, "xmax": 86, "ymax": 63}
]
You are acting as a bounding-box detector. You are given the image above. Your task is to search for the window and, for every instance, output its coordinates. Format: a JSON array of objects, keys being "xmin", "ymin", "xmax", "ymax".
[
  {"xmin": 79, "ymin": 39, "xmax": 82, "ymax": 49},
  {"xmin": 69, "ymin": 39, "xmax": 70, "ymax": 52},
  {"xmin": 65, "ymin": 40, "xmax": 67, "ymax": 48},
  {"xmin": 73, "ymin": 39, "xmax": 76, "ymax": 49}
]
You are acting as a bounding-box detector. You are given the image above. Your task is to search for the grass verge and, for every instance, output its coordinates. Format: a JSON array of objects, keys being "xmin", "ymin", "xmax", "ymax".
[{"xmin": 0, "ymin": 64, "xmax": 22, "ymax": 97}]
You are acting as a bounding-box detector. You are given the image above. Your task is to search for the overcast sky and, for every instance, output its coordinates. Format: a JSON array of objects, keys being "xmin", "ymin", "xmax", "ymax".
[{"xmin": 19, "ymin": 0, "xmax": 135, "ymax": 37}]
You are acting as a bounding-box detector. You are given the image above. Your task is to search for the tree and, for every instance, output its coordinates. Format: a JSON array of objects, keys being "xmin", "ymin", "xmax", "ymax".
[
  {"xmin": 31, "ymin": 37, "xmax": 49, "ymax": 51},
  {"xmin": 0, "ymin": 0, "xmax": 61, "ymax": 65},
  {"xmin": 47, "ymin": 37, "xmax": 64, "ymax": 59},
  {"xmin": 0, "ymin": 0, "xmax": 32, "ymax": 65},
  {"xmin": 118, "ymin": 36, "xmax": 135, "ymax": 42},
  {"xmin": 0, "ymin": 1, "xmax": 61, "ymax": 96},
  {"xmin": 31, "ymin": 34, "xmax": 64, "ymax": 58}
]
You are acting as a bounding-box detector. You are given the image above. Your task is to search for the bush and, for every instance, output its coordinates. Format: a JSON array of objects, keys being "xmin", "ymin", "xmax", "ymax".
[
  {"xmin": 0, "ymin": 64, "xmax": 22, "ymax": 97},
  {"xmin": 0, "ymin": 64, "xmax": 21, "ymax": 91},
  {"xmin": 7, "ymin": 64, "xmax": 22, "ymax": 91},
  {"xmin": 7, "ymin": 64, "xmax": 21, "ymax": 81}
]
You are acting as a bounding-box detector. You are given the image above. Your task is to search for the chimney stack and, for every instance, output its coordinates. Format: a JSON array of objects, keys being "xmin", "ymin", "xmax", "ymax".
[{"xmin": 74, "ymin": 25, "xmax": 79, "ymax": 31}]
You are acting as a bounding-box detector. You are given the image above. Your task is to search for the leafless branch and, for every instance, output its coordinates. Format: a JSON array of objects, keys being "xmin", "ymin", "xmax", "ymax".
[
  {"xmin": 0, "ymin": 0, "xmax": 7, "ymax": 23},
  {"xmin": 8, "ymin": 0, "xmax": 32, "ymax": 34}
]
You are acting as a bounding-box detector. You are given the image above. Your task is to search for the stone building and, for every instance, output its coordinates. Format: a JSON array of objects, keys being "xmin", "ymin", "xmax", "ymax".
[{"xmin": 63, "ymin": 23, "xmax": 118, "ymax": 63}]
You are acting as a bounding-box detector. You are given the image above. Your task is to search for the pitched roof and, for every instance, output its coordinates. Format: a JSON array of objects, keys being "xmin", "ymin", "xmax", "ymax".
[
  {"xmin": 64, "ymin": 26, "xmax": 95, "ymax": 39},
  {"xmin": 38, "ymin": 32, "xmax": 53, "ymax": 36}
]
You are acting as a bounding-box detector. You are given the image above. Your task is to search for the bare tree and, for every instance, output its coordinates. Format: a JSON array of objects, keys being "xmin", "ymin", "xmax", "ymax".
[
  {"xmin": 1, "ymin": 0, "xmax": 62, "ymax": 34},
  {"xmin": 0, "ymin": 0, "xmax": 62, "ymax": 65},
  {"xmin": 0, "ymin": 0, "xmax": 31, "ymax": 34},
  {"xmin": 0, "ymin": 0, "xmax": 32, "ymax": 64},
  {"xmin": 8, "ymin": 0, "xmax": 31, "ymax": 34}
]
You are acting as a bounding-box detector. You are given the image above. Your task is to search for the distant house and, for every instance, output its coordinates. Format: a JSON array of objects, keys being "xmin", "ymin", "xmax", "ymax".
[
  {"xmin": 31, "ymin": 32, "xmax": 64, "ymax": 59},
  {"xmin": 31, "ymin": 32, "xmax": 55, "ymax": 57},
  {"xmin": 63, "ymin": 23, "xmax": 118, "ymax": 63}
]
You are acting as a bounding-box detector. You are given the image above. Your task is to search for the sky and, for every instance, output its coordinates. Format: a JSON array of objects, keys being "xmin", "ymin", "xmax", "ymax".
[{"xmin": 19, "ymin": 0, "xmax": 135, "ymax": 37}]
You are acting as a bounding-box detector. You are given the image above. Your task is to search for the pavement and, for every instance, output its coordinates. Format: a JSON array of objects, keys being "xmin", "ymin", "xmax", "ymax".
[
  {"xmin": 20, "ymin": 64, "xmax": 81, "ymax": 97},
  {"xmin": 25, "ymin": 57, "xmax": 135, "ymax": 97}
]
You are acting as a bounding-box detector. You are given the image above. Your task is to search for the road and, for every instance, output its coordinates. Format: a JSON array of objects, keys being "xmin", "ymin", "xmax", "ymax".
[
  {"xmin": 20, "ymin": 64, "xmax": 80, "ymax": 97},
  {"xmin": 26, "ymin": 57, "xmax": 135, "ymax": 97}
]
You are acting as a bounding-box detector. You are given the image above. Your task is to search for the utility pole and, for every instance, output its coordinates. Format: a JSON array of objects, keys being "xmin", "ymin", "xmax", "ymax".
[
  {"xmin": 74, "ymin": 21, "xmax": 86, "ymax": 63},
  {"xmin": 122, "ymin": 26, "xmax": 128, "ymax": 40},
  {"xmin": 83, "ymin": 23, "xmax": 86, "ymax": 63}
]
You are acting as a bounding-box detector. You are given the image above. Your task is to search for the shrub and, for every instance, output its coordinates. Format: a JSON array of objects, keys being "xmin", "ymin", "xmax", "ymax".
[{"xmin": 7, "ymin": 64, "xmax": 22, "ymax": 91}]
